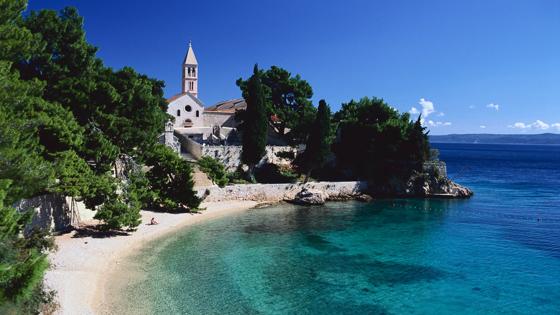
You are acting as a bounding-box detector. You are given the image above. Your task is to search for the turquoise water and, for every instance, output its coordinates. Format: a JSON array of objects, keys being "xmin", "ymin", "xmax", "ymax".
[{"xmin": 113, "ymin": 144, "xmax": 560, "ymax": 314}]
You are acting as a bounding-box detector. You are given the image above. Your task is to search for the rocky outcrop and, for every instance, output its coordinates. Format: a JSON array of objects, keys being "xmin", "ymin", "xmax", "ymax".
[
  {"xmin": 291, "ymin": 188, "xmax": 326, "ymax": 205},
  {"xmin": 405, "ymin": 171, "xmax": 473, "ymax": 198}
]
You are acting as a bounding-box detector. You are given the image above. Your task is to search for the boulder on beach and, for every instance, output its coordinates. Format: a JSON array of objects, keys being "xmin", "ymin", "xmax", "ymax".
[{"xmin": 291, "ymin": 188, "xmax": 326, "ymax": 205}]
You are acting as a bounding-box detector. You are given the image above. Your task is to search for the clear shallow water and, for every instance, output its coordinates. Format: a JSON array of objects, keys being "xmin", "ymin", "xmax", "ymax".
[{"xmin": 113, "ymin": 144, "xmax": 560, "ymax": 314}]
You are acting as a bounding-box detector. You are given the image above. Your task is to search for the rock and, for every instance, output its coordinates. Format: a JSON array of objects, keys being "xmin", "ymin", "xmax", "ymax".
[
  {"xmin": 355, "ymin": 194, "xmax": 373, "ymax": 202},
  {"xmin": 292, "ymin": 188, "xmax": 326, "ymax": 205},
  {"xmin": 404, "ymin": 171, "xmax": 473, "ymax": 198}
]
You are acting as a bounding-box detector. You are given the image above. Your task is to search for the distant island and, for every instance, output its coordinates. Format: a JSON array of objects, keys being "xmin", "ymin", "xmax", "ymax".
[{"xmin": 430, "ymin": 133, "xmax": 560, "ymax": 145}]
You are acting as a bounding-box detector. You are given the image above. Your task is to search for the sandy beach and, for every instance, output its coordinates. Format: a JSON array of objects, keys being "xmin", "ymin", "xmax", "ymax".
[{"xmin": 44, "ymin": 200, "xmax": 261, "ymax": 315}]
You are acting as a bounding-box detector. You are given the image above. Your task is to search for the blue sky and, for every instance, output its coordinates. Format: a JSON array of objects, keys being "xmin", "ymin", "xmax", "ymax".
[{"xmin": 27, "ymin": 0, "xmax": 560, "ymax": 135}]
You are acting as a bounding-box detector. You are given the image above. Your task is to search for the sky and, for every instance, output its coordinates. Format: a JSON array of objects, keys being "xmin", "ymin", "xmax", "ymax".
[{"xmin": 26, "ymin": 0, "xmax": 560, "ymax": 135}]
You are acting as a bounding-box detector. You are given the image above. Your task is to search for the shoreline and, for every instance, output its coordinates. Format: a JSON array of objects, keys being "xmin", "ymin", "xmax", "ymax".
[{"xmin": 45, "ymin": 200, "xmax": 262, "ymax": 315}]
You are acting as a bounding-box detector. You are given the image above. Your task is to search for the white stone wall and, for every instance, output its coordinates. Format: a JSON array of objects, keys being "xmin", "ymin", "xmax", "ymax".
[
  {"xmin": 167, "ymin": 94, "xmax": 205, "ymax": 128},
  {"xmin": 201, "ymin": 145, "xmax": 298, "ymax": 171},
  {"xmin": 198, "ymin": 181, "xmax": 368, "ymax": 203},
  {"xmin": 203, "ymin": 112, "xmax": 237, "ymax": 128},
  {"xmin": 14, "ymin": 195, "xmax": 94, "ymax": 233}
]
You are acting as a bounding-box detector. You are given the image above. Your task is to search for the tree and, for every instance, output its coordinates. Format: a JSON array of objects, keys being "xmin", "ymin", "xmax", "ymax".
[
  {"xmin": 238, "ymin": 64, "xmax": 269, "ymax": 181},
  {"xmin": 332, "ymin": 97, "xmax": 430, "ymax": 184},
  {"xmin": 297, "ymin": 100, "xmax": 332, "ymax": 181},
  {"xmin": 198, "ymin": 157, "xmax": 229, "ymax": 188},
  {"xmin": 0, "ymin": 180, "xmax": 54, "ymax": 314},
  {"xmin": 236, "ymin": 66, "xmax": 316, "ymax": 143},
  {"xmin": 94, "ymin": 179, "xmax": 142, "ymax": 230},
  {"xmin": 145, "ymin": 145, "xmax": 200, "ymax": 211},
  {"xmin": 0, "ymin": 64, "xmax": 54, "ymax": 205}
]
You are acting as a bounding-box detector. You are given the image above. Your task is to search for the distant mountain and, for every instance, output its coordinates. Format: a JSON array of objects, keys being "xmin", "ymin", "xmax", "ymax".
[{"xmin": 430, "ymin": 133, "xmax": 560, "ymax": 145}]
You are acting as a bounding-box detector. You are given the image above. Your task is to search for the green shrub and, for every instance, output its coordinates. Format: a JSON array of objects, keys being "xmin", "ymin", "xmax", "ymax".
[
  {"xmin": 198, "ymin": 157, "xmax": 229, "ymax": 187},
  {"xmin": 226, "ymin": 169, "xmax": 250, "ymax": 184},
  {"xmin": 254, "ymin": 163, "xmax": 298, "ymax": 184}
]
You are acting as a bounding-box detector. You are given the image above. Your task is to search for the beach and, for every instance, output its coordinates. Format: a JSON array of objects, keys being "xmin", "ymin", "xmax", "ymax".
[{"xmin": 44, "ymin": 200, "xmax": 260, "ymax": 315}]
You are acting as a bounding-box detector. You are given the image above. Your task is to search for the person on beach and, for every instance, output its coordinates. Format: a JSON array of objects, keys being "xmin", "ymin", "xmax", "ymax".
[{"xmin": 150, "ymin": 217, "xmax": 159, "ymax": 225}]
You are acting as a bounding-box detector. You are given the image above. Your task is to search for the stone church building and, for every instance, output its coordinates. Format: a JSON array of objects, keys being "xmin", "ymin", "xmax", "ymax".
[
  {"xmin": 166, "ymin": 42, "xmax": 246, "ymax": 144},
  {"xmin": 162, "ymin": 42, "xmax": 295, "ymax": 170}
]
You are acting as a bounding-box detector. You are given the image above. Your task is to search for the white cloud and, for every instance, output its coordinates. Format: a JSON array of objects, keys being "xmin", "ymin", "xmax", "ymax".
[
  {"xmin": 509, "ymin": 120, "xmax": 560, "ymax": 130},
  {"xmin": 419, "ymin": 98, "xmax": 435, "ymax": 118},
  {"xmin": 480, "ymin": 125, "xmax": 486, "ymax": 129},
  {"xmin": 427, "ymin": 120, "xmax": 452, "ymax": 127},
  {"xmin": 469, "ymin": 105, "xmax": 476, "ymax": 109},
  {"xmin": 532, "ymin": 120, "xmax": 549, "ymax": 130},
  {"xmin": 486, "ymin": 103, "xmax": 500, "ymax": 111},
  {"xmin": 409, "ymin": 98, "xmax": 450, "ymax": 128},
  {"xmin": 510, "ymin": 122, "xmax": 528, "ymax": 129}
]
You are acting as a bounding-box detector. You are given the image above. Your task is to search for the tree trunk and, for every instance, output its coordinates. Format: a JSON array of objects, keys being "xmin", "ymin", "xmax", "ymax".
[
  {"xmin": 247, "ymin": 164, "xmax": 256, "ymax": 183},
  {"xmin": 304, "ymin": 169, "xmax": 312, "ymax": 183}
]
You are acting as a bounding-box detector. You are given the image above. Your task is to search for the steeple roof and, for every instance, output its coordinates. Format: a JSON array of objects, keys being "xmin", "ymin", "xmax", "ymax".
[{"xmin": 183, "ymin": 41, "xmax": 198, "ymax": 65}]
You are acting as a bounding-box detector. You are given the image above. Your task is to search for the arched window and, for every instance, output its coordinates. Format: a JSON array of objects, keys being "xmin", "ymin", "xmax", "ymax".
[
  {"xmin": 176, "ymin": 109, "xmax": 181, "ymax": 116},
  {"xmin": 196, "ymin": 110, "xmax": 199, "ymax": 117},
  {"xmin": 185, "ymin": 105, "xmax": 192, "ymax": 112}
]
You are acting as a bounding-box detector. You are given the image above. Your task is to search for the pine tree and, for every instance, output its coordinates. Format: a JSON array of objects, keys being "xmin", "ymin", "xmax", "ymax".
[
  {"xmin": 239, "ymin": 64, "xmax": 268, "ymax": 181},
  {"xmin": 0, "ymin": 180, "xmax": 53, "ymax": 313},
  {"xmin": 299, "ymin": 100, "xmax": 332, "ymax": 181}
]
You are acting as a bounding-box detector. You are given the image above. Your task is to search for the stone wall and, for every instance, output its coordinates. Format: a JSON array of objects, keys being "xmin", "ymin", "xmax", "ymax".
[
  {"xmin": 198, "ymin": 181, "xmax": 368, "ymax": 203},
  {"xmin": 201, "ymin": 145, "xmax": 298, "ymax": 171},
  {"xmin": 178, "ymin": 135, "xmax": 203, "ymax": 159},
  {"xmin": 203, "ymin": 112, "xmax": 237, "ymax": 128},
  {"xmin": 14, "ymin": 195, "xmax": 94, "ymax": 233}
]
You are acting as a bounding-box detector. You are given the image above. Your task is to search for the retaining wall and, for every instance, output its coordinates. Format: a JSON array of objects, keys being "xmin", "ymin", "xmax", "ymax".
[
  {"xmin": 198, "ymin": 181, "xmax": 368, "ymax": 203},
  {"xmin": 201, "ymin": 145, "xmax": 297, "ymax": 171}
]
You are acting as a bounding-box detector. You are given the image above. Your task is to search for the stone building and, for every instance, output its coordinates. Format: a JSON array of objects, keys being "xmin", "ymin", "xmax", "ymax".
[
  {"xmin": 163, "ymin": 42, "xmax": 296, "ymax": 169},
  {"xmin": 166, "ymin": 41, "xmax": 246, "ymax": 144}
]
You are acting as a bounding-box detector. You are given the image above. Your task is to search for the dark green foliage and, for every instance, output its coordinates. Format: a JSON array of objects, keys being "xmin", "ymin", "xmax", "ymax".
[
  {"xmin": 198, "ymin": 157, "xmax": 229, "ymax": 187},
  {"xmin": 236, "ymin": 65, "xmax": 316, "ymax": 143},
  {"xmin": 254, "ymin": 164, "xmax": 299, "ymax": 184},
  {"xmin": 297, "ymin": 100, "xmax": 332, "ymax": 179},
  {"xmin": 0, "ymin": 0, "xmax": 43, "ymax": 62},
  {"xmin": 0, "ymin": 180, "xmax": 53, "ymax": 314},
  {"xmin": 94, "ymin": 183, "xmax": 142, "ymax": 230},
  {"xmin": 333, "ymin": 97, "xmax": 430, "ymax": 183},
  {"xmin": 145, "ymin": 145, "xmax": 200, "ymax": 211},
  {"xmin": 238, "ymin": 65, "xmax": 269, "ymax": 179},
  {"xmin": 0, "ymin": 73, "xmax": 54, "ymax": 204},
  {"xmin": 226, "ymin": 169, "xmax": 251, "ymax": 184}
]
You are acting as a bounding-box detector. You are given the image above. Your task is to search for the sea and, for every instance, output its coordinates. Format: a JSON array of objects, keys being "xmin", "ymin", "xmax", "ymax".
[{"xmin": 110, "ymin": 143, "xmax": 560, "ymax": 314}]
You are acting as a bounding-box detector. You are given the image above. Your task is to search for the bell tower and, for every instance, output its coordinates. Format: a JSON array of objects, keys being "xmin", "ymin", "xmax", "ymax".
[{"xmin": 182, "ymin": 41, "xmax": 198, "ymax": 97}]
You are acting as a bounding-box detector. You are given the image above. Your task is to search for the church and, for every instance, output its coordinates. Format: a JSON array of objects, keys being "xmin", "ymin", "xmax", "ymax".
[{"xmin": 166, "ymin": 42, "xmax": 246, "ymax": 144}]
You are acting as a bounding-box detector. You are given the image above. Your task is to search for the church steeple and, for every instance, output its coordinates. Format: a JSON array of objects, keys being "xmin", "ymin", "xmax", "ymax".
[{"xmin": 182, "ymin": 41, "xmax": 198, "ymax": 97}]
